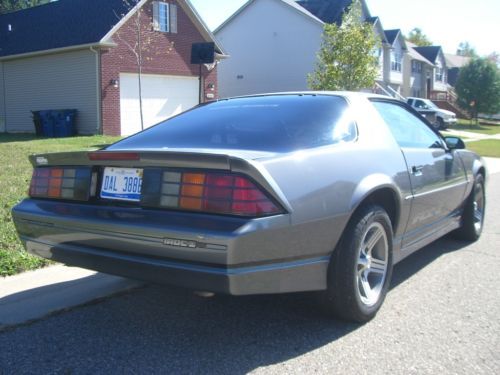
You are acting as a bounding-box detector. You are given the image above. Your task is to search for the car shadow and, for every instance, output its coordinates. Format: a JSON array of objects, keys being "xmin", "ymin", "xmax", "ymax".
[
  {"xmin": 0, "ymin": 236, "xmax": 471, "ymax": 373},
  {"xmin": 390, "ymin": 235, "xmax": 467, "ymax": 289},
  {"xmin": 0, "ymin": 133, "xmax": 42, "ymax": 143}
]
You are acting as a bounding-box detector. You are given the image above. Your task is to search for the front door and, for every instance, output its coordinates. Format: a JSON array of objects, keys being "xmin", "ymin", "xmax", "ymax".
[{"xmin": 371, "ymin": 100, "xmax": 467, "ymax": 246}]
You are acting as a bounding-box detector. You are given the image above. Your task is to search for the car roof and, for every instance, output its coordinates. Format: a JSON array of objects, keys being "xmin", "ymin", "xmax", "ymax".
[{"xmin": 220, "ymin": 91, "xmax": 397, "ymax": 102}]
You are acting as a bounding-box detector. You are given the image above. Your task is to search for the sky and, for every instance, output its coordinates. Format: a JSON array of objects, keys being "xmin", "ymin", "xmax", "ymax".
[{"xmin": 190, "ymin": 0, "xmax": 500, "ymax": 56}]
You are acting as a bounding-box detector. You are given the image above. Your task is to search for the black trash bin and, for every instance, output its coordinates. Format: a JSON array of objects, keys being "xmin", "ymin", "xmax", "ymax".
[
  {"xmin": 31, "ymin": 111, "xmax": 43, "ymax": 136},
  {"xmin": 34, "ymin": 109, "xmax": 78, "ymax": 137},
  {"xmin": 54, "ymin": 109, "xmax": 77, "ymax": 137}
]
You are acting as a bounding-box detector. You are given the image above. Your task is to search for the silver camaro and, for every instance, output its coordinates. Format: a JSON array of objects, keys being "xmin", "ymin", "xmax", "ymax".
[{"xmin": 12, "ymin": 92, "xmax": 486, "ymax": 322}]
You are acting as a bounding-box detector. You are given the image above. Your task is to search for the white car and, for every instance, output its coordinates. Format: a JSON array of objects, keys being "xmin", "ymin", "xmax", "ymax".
[{"xmin": 407, "ymin": 97, "xmax": 457, "ymax": 129}]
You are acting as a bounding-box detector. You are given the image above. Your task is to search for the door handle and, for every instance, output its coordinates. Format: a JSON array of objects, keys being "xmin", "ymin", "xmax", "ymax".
[{"xmin": 412, "ymin": 165, "xmax": 424, "ymax": 176}]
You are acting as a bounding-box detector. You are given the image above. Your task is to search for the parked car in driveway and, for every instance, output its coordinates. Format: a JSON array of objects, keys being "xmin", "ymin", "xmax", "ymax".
[
  {"xmin": 407, "ymin": 97, "xmax": 458, "ymax": 129},
  {"xmin": 12, "ymin": 92, "xmax": 486, "ymax": 322}
]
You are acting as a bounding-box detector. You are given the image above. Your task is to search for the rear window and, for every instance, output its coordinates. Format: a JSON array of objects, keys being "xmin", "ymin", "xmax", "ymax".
[{"xmin": 108, "ymin": 95, "xmax": 356, "ymax": 153}]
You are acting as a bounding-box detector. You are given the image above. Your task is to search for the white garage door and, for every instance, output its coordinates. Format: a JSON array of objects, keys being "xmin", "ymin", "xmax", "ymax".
[{"xmin": 119, "ymin": 73, "xmax": 199, "ymax": 136}]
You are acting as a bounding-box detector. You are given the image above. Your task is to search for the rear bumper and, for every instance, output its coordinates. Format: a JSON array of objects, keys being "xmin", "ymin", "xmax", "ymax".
[
  {"xmin": 21, "ymin": 236, "xmax": 328, "ymax": 295},
  {"xmin": 12, "ymin": 199, "xmax": 333, "ymax": 295}
]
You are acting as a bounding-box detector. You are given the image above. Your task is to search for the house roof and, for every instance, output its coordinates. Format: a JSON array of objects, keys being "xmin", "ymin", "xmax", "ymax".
[
  {"xmin": 413, "ymin": 46, "xmax": 442, "ymax": 64},
  {"xmin": 445, "ymin": 53, "xmax": 471, "ymax": 68},
  {"xmin": 384, "ymin": 29, "xmax": 407, "ymax": 51},
  {"xmin": 367, "ymin": 16, "xmax": 388, "ymax": 44},
  {"xmin": 406, "ymin": 42, "xmax": 434, "ymax": 66},
  {"xmin": 384, "ymin": 29, "xmax": 400, "ymax": 45},
  {"xmin": 0, "ymin": 0, "xmax": 224, "ymax": 60},
  {"xmin": 296, "ymin": 0, "xmax": 352, "ymax": 24},
  {"xmin": 214, "ymin": 0, "xmax": 323, "ymax": 34}
]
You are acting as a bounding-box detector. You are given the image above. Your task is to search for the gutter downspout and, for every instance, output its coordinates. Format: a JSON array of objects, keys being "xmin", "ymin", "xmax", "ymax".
[{"xmin": 90, "ymin": 46, "xmax": 102, "ymax": 135}]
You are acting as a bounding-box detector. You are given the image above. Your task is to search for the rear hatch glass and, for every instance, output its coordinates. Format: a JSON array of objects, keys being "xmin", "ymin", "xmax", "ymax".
[{"xmin": 108, "ymin": 95, "xmax": 355, "ymax": 153}]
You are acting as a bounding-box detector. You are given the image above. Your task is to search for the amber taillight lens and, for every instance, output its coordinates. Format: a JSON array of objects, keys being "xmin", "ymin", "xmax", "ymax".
[
  {"xmin": 29, "ymin": 167, "xmax": 93, "ymax": 201},
  {"xmin": 141, "ymin": 169, "xmax": 283, "ymax": 217}
]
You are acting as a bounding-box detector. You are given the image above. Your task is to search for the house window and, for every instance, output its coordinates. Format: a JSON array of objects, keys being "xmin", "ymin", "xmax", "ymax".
[
  {"xmin": 435, "ymin": 67, "xmax": 443, "ymax": 82},
  {"xmin": 153, "ymin": 1, "xmax": 177, "ymax": 33},
  {"xmin": 158, "ymin": 3, "xmax": 169, "ymax": 32},
  {"xmin": 411, "ymin": 61, "xmax": 422, "ymax": 73},
  {"xmin": 391, "ymin": 51, "xmax": 401, "ymax": 72}
]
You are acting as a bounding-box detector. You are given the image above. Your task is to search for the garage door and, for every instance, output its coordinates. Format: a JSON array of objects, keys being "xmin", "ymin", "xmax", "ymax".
[{"xmin": 119, "ymin": 73, "xmax": 199, "ymax": 136}]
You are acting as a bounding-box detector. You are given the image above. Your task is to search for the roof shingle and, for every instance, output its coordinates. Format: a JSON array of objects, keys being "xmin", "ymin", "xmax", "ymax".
[
  {"xmin": 413, "ymin": 46, "xmax": 442, "ymax": 64},
  {"xmin": 296, "ymin": 0, "xmax": 353, "ymax": 25},
  {"xmin": 0, "ymin": 0, "xmax": 131, "ymax": 58}
]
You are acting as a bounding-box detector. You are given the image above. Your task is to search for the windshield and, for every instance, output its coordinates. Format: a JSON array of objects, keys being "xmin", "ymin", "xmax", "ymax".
[
  {"xmin": 422, "ymin": 99, "xmax": 438, "ymax": 110},
  {"xmin": 108, "ymin": 95, "xmax": 357, "ymax": 153}
]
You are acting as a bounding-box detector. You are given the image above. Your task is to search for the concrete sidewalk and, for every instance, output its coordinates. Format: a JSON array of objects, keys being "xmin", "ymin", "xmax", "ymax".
[
  {"xmin": 0, "ymin": 265, "xmax": 142, "ymax": 328},
  {"xmin": 444, "ymin": 128, "xmax": 500, "ymax": 142}
]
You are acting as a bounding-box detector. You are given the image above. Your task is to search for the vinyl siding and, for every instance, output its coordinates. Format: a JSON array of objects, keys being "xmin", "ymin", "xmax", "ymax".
[
  {"xmin": 3, "ymin": 49, "xmax": 98, "ymax": 134},
  {"xmin": 433, "ymin": 52, "xmax": 447, "ymax": 92},
  {"xmin": 215, "ymin": 0, "xmax": 323, "ymax": 98}
]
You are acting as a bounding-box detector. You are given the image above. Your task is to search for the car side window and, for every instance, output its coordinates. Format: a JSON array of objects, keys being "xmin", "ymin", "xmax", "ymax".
[
  {"xmin": 371, "ymin": 101, "xmax": 442, "ymax": 149},
  {"xmin": 414, "ymin": 99, "xmax": 426, "ymax": 109}
]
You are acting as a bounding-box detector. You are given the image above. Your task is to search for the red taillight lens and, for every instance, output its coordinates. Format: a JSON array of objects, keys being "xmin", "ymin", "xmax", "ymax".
[
  {"xmin": 149, "ymin": 170, "xmax": 282, "ymax": 217},
  {"xmin": 29, "ymin": 167, "xmax": 93, "ymax": 201}
]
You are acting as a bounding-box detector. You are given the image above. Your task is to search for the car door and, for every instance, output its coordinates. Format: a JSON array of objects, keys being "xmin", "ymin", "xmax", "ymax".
[{"xmin": 371, "ymin": 100, "xmax": 467, "ymax": 246}]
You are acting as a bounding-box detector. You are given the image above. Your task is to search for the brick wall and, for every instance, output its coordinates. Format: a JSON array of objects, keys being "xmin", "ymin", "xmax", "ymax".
[{"xmin": 100, "ymin": 0, "xmax": 218, "ymax": 135}]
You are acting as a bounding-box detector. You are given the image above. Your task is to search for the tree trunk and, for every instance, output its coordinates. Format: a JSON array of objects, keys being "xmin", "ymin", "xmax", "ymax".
[{"xmin": 137, "ymin": 12, "xmax": 144, "ymax": 131}]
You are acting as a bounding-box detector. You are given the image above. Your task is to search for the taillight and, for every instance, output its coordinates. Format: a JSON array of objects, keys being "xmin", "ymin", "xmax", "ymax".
[
  {"xmin": 142, "ymin": 170, "xmax": 283, "ymax": 217},
  {"xmin": 29, "ymin": 167, "xmax": 93, "ymax": 201}
]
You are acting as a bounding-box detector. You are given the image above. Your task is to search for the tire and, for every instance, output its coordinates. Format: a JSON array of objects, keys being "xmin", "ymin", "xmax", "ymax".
[
  {"xmin": 436, "ymin": 117, "xmax": 445, "ymax": 130},
  {"xmin": 453, "ymin": 174, "xmax": 485, "ymax": 241},
  {"xmin": 322, "ymin": 205, "xmax": 393, "ymax": 323}
]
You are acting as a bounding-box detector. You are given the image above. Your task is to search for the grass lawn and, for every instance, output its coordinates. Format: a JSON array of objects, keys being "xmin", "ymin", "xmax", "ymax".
[
  {"xmin": 465, "ymin": 139, "xmax": 500, "ymax": 158},
  {"xmin": 453, "ymin": 119, "xmax": 500, "ymax": 135},
  {"xmin": 0, "ymin": 134, "xmax": 120, "ymax": 277}
]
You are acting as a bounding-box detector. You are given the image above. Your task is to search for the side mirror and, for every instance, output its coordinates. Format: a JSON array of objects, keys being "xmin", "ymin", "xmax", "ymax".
[{"xmin": 444, "ymin": 136, "xmax": 465, "ymax": 150}]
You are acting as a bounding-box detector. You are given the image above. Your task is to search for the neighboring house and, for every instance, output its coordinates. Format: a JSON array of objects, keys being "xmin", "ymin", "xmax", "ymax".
[
  {"xmin": 413, "ymin": 46, "xmax": 449, "ymax": 98},
  {"xmin": 367, "ymin": 16, "xmax": 388, "ymax": 85},
  {"xmin": 296, "ymin": 0, "xmax": 371, "ymax": 23},
  {"xmin": 402, "ymin": 42, "xmax": 434, "ymax": 98},
  {"xmin": 214, "ymin": 0, "xmax": 371, "ymax": 98},
  {"xmin": 445, "ymin": 53, "xmax": 471, "ymax": 87},
  {"xmin": 0, "ymin": 0, "xmax": 225, "ymax": 136},
  {"xmin": 381, "ymin": 29, "xmax": 407, "ymax": 96},
  {"xmin": 214, "ymin": 0, "xmax": 324, "ymax": 98}
]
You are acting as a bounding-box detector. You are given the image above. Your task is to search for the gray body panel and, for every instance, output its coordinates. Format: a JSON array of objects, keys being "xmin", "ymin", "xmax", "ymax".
[{"xmin": 11, "ymin": 93, "xmax": 484, "ymax": 294}]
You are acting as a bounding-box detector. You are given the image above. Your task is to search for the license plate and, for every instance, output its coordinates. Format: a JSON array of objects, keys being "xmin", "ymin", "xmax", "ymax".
[{"xmin": 100, "ymin": 167, "xmax": 143, "ymax": 202}]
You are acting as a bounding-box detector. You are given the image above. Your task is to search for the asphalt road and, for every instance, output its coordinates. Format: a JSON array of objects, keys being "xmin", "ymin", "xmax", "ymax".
[{"xmin": 1, "ymin": 173, "xmax": 499, "ymax": 374}]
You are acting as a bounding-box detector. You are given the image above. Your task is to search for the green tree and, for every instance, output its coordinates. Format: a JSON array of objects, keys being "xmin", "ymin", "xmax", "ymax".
[
  {"xmin": 308, "ymin": 0, "xmax": 379, "ymax": 91},
  {"xmin": 0, "ymin": 0, "xmax": 50, "ymax": 14},
  {"xmin": 456, "ymin": 41, "xmax": 478, "ymax": 58},
  {"xmin": 406, "ymin": 27, "xmax": 432, "ymax": 46},
  {"xmin": 455, "ymin": 58, "xmax": 500, "ymax": 122}
]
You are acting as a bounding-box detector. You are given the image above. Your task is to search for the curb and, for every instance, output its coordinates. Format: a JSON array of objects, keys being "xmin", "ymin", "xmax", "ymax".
[{"xmin": 0, "ymin": 265, "xmax": 142, "ymax": 328}]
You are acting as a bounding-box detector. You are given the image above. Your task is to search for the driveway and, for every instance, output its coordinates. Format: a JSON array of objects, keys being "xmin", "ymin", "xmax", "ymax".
[{"xmin": 0, "ymin": 173, "xmax": 499, "ymax": 374}]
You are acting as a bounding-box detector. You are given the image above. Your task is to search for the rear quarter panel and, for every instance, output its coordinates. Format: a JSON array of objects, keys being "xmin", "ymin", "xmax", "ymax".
[{"xmin": 254, "ymin": 95, "xmax": 413, "ymax": 260}]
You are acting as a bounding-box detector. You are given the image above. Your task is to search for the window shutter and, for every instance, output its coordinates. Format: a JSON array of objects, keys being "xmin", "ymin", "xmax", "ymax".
[
  {"xmin": 152, "ymin": 1, "xmax": 160, "ymax": 31},
  {"xmin": 170, "ymin": 4, "xmax": 178, "ymax": 34}
]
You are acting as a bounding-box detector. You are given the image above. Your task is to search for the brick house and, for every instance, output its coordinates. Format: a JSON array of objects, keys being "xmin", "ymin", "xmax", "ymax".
[{"xmin": 0, "ymin": 0, "xmax": 225, "ymax": 135}]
